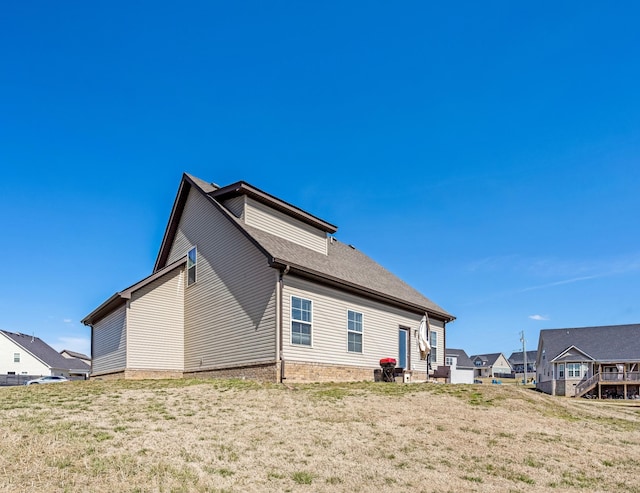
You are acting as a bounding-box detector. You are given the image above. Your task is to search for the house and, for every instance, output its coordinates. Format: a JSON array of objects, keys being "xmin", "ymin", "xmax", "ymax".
[
  {"xmin": 508, "ymin": 350, "xmax": 537, "ymax": 381},
  {"xmin": 536, "ymin": 324, "xmax": 640, "ymax": 398},
  {"xmin": 60, "ymin": 349, "xmax": 91, "ymax": 366},
  {"xmin": 469, "ymin": 352, "xmax": 512, "ymax": 379},
  {"xmin": 0, "ymin": 330, "xmax": 91, "ymax": 385},
  {"xmin": 445, "ymin": 348, "xmax": 475, "ymax": 384},
  {"xmin": 82, "ymin": 173, "xmax": 455, "ymax": 383}
]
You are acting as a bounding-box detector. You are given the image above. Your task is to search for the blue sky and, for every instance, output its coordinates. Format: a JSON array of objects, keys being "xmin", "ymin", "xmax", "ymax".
[{"xmin": 1, "ymin": 2, "xmax": 639, "ymax": 358}]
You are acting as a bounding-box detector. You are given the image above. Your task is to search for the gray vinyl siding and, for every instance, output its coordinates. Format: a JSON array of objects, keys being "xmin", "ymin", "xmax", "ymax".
[
  {"xmin": 127, "ymin": 266, "xmax": 185, "ymax": 370},
  {"xmin": 244, "ymin": 197, "xmax": 328, "ymax": 254},
  {"xmin": 167, "ymin": 188, "xmax": 277, "ymax": 371},
  {"xmin": 92, "ymin": 304, "xmax": 126, "ymax": 374},
  {"xmin": 222, "ymin": 196, "xmax": 245, "ymax": 219},
  {"xmin": 282, "ymin": 276, "xmax": 432, "ymax": 373}
]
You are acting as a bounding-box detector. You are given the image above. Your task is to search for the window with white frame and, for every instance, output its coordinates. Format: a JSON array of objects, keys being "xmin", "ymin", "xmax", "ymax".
[
  {"xmin": 430, "ymin": 330, "xmax": 437, "ymax": 364},
  {"xmin": 347, "ymin": 310, "xmax": 363, "ymax": 353},
  {"xmin": 445, "ymin": 356, "xmax": 454, "ymax": 366},
  {"xmin": 567, "ymin": 363, "xmax": 582, "ymax": 378},
  {"xmin": 558, "ymin": 363, "xmax": 565, "ymax": 378},
  {"xmin": 187, "ymin": 247, "xmax": 197, "ymax": 286},
  {"xmin": 291, "ymin": 296, "xmax": 312, "ymax": 346},
  {"xmin": 14, "ymin": 353, "xmax": 20, "ymax": 363}
]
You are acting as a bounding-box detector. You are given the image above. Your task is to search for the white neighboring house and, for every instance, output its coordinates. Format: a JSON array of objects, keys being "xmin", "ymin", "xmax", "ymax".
[
  {"xmin": 445, "ymin": 348, "xmax": 475, "ymax": 384},
  {"xmin": 0, "ymin": 330, "xmax": 90, "ymax": 383}
]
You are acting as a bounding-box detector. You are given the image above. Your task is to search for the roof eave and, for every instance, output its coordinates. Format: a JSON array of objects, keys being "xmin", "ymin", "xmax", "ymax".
[
  {"xmin": 82, "ymin": 257, "xmax": 187, "ymax": 326},
  {"xmin": 271, "ymin": 259, "xmax": 455, "ymax": 321}
]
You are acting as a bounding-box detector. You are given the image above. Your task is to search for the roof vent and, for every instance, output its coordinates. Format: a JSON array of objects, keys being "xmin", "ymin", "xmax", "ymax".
[{"xmin": 348, "ymin": 244, "xmax": 356, "ymax": 249}]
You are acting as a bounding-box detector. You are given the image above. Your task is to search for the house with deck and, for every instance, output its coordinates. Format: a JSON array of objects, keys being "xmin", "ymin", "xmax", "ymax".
[
  {"xmin": 508, "ymin": 350, "xmax": 537, "ymax": 382},
  {"xmin": 82, "ymin": 173, "xmax": 455, "ymax": 383},
  {"xmin": 536, "ymin": 324, "xmax": 640, "ymax": 398}
]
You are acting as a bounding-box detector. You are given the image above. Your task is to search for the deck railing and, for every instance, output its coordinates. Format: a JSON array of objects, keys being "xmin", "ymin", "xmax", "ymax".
[
  {"xmin": 600, "ymin": 371, "xmax": 640, "ymax": 382},
  {"xmin": 575, "ymin": 373, "xmax": 600, "ymax": 397},
  {"xmin": 575, "ymin": 371, "xmax": 640, "ymax": 397}
]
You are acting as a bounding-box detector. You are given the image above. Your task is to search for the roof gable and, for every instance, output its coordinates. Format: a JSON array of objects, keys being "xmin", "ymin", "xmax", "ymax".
[{"xmin": 551, "ymin": 345, "xmax": 595, "ymax": 363}]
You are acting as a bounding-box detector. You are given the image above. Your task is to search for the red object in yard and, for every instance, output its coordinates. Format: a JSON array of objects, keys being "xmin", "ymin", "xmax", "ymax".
[{"xmin": 379, "ymin": 358, "xmax": 397, "ymax": 382}]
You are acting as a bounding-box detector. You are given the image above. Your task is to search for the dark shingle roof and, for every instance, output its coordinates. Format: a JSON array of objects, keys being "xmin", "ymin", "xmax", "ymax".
[
  {"xmin": 469, "ymin": 353, "xmax": 505, "ymax": 367},
  {"xmin": 446, "ymin": 348, "xmax": 474, "ymax": 368},
  {"xmin": 1, "ymin": 331, "xmax": 90, "ymax": 372},
  {"xmin": 539, "ymin": 324, "xmax": 640, "ymax": 363},
  {"xmin": 508, "ymin": 351, "xmax": 537, "ymax": 365},
  {"xmin": 242, "ymin": 223, "xmax": 452, "ymax": 318},
  {"xmin": 61, "ymin": 349, "xmax": 91, "ymax": 360},
  {"xmin": 186, "ymin": 174, "xmax": 454, "ymax": 320}
]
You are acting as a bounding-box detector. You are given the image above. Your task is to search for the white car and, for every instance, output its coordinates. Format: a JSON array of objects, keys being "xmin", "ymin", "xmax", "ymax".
[{"xmin": 25, "ymin": 376, "xmax": 69, "ymax": 385}]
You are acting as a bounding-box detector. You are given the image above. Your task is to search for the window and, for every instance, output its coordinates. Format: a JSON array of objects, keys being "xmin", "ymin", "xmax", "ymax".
[
  {"xmin": 14, "ymin": 353, "xmax": 20, "ymax": 363},
  {"xmin": 347, "ymin": 310, "xmax": 363, "ymax": 353},
  {"xmin": 430, "ymin": 331, "xmax": 437, "ymax": 364},
  {"xmin": 567, "ymin": 363, "xmax": 582, "ymax": 378},
  {"xmin": 445, "ymin": 356, "xmax": 454, "ymax": 366},
  {"xmin": 187, "ymin": 247, "xmax": 197, "ymax": 286},
  {"xmin": 291, "ymin": 296, "xmax": 312, "ymax": 346},
  {"xmin": 558, "ymin": 363, "xmax": 565, "ymax": 379}
]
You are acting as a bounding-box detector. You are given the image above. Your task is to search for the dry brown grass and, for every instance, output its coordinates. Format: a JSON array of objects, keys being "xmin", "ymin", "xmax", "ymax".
[{"xmin": 1, "ymin": 379, "xmax": 639, "ymax": 492}]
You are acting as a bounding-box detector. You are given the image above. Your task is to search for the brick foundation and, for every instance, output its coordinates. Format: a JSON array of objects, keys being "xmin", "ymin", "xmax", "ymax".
[
  {"xmin": 90, "ymin": 371, "xmax": 125, "ymax": 381},
  {"xmin": 184, "ymin": 362, "xmax": 280, "ymax": 383},
  {"xmin": 282, "ymin": 361, "xmax": 376, "ymax": 383},
  {"xmin": 90, "ymin": 369, "xmax": 183, "ymax": 380},
  {"xmin": 91, "ymin": 361, "xmax": 415, "ymax": 384}
]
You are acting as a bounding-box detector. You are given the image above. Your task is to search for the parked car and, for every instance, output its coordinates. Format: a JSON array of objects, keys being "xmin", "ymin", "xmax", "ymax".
[{"xmin": 25, "ymin": 376, "xmax": 69, "ymax": 385}]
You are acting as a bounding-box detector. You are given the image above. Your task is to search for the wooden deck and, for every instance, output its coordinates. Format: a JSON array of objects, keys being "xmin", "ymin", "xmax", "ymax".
[{"xmin": 575, "ymin": 371, "xmax": 640, "ymax": 399}]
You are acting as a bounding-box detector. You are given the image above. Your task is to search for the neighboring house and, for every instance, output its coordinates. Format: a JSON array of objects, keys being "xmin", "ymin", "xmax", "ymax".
[
  {"xmin": 445, "ymin": 348, "xmax": 474, "ymax": 384},
  {"xmin": 0, "ymin": 330, "xmax": 90, "ymax": 384},
  {"xmin": 508, "ymin": 350, "xmax": 537, "ymax": 380},
  {"xmin": 82, "ymin": 173, "xmax": 455, "ymax": 383},
  {"xmin": 536, "ymin": 324, "xmax": 640, "ymax": 399},
  {"xmin": 60, "ymin": 349, "xmax": 91, "ymax": 366},
  {"xmin": 469, "ymin": 352, "xmax": 512, "ymax": 379}
]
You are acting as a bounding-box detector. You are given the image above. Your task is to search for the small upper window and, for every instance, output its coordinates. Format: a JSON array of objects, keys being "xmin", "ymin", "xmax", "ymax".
[
  {"xmin": 187, "ymin": 247, "xmax": 197, "ymax": 286},
  {"xmin": 14, "ymin": 353, "xmax": 20, "ymax": 363}
]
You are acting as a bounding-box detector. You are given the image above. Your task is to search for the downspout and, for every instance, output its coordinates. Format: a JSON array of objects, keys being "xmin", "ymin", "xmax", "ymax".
[
  {"xmin": 278, "ymin": 265, "xmax": 290, "ymax": 383},
  {"xmin": 88, "ymin": 323, "xmax": 94, "ymax": 380}
]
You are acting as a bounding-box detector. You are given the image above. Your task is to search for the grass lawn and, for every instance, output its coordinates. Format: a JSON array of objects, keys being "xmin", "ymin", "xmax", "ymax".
[{"xmin": 1, "ymin": 378, "xmax": 639, "ymax": 492}]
